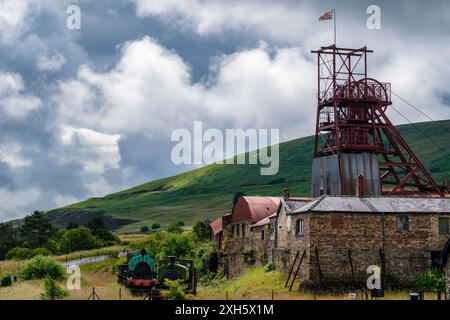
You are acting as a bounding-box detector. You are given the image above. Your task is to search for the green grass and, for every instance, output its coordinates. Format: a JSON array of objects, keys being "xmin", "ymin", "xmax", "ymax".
[
  {"xmin": 48, "ymin": 120, "xmax": 450, "ymax": 232},
  {"xmin": 196, "ymin": 266, "xmax": 437, "ymax": 300}
]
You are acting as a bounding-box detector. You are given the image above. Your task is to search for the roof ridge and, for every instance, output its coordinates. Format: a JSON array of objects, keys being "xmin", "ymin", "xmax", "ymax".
[{"xmin": 309, "ymin": 195, "xmax": 327, "ymax": 210}]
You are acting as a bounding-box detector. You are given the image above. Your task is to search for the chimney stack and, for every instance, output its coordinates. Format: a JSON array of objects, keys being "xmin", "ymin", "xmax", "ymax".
[
  {"xmin": 356, "ymin": 175, "xmax": 365, "ymax": 197},
  {"xmin": 283, "ymin": 188, "xmax": 290, "ymax": 199}
]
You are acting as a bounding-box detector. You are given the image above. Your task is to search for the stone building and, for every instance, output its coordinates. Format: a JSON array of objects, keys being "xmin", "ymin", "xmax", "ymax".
[{"xmin": 214, "ymin": 194, "xmax": 450, "ymax": 288}]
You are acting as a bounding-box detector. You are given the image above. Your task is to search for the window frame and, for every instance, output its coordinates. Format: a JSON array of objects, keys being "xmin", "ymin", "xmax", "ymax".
[
  {"xmin": 295, "ymin": 219, "xmax": 304, "ymax": 237},
  {"xmin": 438, "ymin": 217, "xmax": 449, "ymax": 235},
  {"xmin": 396, "ymin": 215, "xmax": 410, "ymax": 232}
]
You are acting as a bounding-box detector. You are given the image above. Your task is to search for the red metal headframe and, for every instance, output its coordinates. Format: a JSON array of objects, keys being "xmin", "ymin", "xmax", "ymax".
[{"xmin": 311, "ymin": 45, "xmax": 444, "ymax": 196}]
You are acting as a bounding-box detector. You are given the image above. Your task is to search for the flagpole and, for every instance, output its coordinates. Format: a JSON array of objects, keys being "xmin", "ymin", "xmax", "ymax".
[{"xmin": 333, "ymin": 9, "xmax": 336, "ymax": 45}]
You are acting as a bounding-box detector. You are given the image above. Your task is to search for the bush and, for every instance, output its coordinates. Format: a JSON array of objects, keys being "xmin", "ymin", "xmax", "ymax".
[
  {"xmin": 177, "ymin": 221, "xmax": 185, "ymax": 227},
  {"xmin": 263, "ymin": 261, "xmax": 275, "ymax": 272},
  {"xmin": 0, "ymin": 274, "xmax": 12, "ymax": 287},
  {"xmin": 6, "ymin": 247, "xmax": 53, "ymax": 260},
  {"xmin": 5, "ymin": 247, "xmax": 31, "ymax": 260},
  {"xmin": 151, "ymin": 223, "xmax": 161, "ymax": 230},
  {"xmin": 167, "ymin": 222, "xmax": 183, "ymax": 234},
  {"xmin": 412, "ymin": 267, "xmax": 445, "ymax": 293},
  {"xmin": 40, "ymin": 276, "xmax": 68, "ymax": 300},
  {"xmin": 140, "ymin": 226, "xmax": 150, "ymax": 233},
  {"xmin": 161, "ymin": 279, "xmax": 187, "ymax": 300},
  {"xmin": 19, "ymin": 255, "xmax": 66, "ymax": 280}
]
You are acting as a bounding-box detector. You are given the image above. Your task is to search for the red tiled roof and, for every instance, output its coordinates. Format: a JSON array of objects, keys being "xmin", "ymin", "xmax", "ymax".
[{"xmin": 210, "ymin": 217, "xmax": 223, "ymax": 235}]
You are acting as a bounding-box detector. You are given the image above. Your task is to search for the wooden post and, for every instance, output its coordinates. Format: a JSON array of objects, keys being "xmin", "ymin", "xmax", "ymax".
[
  {"xmin": 271, "ymin": 290, "xmax": 274, "ymax": 300},
  {"xmin": 285, "ymin": 251, "xmax": 300, "ymax": 287},
  {"xmin": 289, "ymin": 250, "xmax": 306, "ymax": 291},
  {"xmin": 347, "ymin": 247, "xmax": 355, "ymax": 285},
  {"xmin": 226, "ymin": 291, "xmax": 228, "ymax": 300},
  {"xmin": 119, "ymin": 288, "xmax": 121, "ymax": 300},
  {"xmin": 315, "ymin": 246, "xmax": 323, "ymax": 287}
]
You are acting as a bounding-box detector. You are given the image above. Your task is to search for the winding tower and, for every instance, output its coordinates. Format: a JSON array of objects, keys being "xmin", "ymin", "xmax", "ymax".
[{"xmin": 311, "ymin": 45, "xmax": 444, "ymax": 197}]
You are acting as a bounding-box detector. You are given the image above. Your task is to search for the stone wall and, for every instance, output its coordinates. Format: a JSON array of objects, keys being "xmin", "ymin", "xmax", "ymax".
[
  {"xmin": 446, "ymin": 259, "xmax": 450, "ymax": 300},
  {"xmin": 220, "ymin": 209, "xmax": 450, "ymax": 288}
]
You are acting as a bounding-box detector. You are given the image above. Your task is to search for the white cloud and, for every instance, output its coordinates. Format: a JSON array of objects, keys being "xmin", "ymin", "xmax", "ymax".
[
  {"xmin": 0, "ymin": 72, "xmax": 42, "ymax": 119},
  {"xmin": 59, "ymin": 126, "xmax": 122, "ymax": 174},
  {"xmin": 0, "ymin": 188, "xmax": 41, "ymax": 220},
  {"xmin": 0, "ymin": 143, "xmax": 31, "ymax": 168},
  {"xmin": 55, "ymin": 37, "xmax": 314, "ymax": 142},
  {"xmin": 133, "ymin": 0, "xmax": 316, "ymax": 43},
  {"xmin": 0, "ymin": 0, "xmax": 36, "ymax": 44},
  {"xmin": 52, "ymin": 194, "xmax": 80, "ymax": 208}
]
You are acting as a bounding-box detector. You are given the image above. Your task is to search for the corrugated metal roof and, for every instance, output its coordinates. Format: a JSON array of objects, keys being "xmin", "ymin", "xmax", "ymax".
[
  {"xmin": 291, "ymin": 195, "xmax": 450, "ymax": 214},
  {"xmin": 210, "ymin": 217, "xmax": 223, "ymax": 235},
  {"xmin": 232, "ymin": 196, "xmax": 281, "ymax": 223}
]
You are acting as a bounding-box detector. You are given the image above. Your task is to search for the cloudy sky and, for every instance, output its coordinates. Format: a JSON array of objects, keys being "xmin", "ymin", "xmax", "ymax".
[{"xmin": 0, "ymin": 0, "xmax": 449, "ymax": 221}]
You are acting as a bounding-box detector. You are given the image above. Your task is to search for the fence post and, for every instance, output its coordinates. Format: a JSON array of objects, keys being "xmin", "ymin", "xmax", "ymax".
[
  {"xmin": 119, "ymin": 288, "xmax": 121, "ymax": 300},
  {"xmin": 226, "ymin": 291, "xmax": 228, "ymax": 300},
  {"xmin": 271, "ymin": 290, "xmax": 274, "ymax": 300}
]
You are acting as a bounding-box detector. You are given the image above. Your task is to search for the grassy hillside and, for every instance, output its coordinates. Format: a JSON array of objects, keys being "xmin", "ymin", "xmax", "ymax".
[{"xmin": 48, "ymin": 120, "xmax": 450, "ymax": 232}]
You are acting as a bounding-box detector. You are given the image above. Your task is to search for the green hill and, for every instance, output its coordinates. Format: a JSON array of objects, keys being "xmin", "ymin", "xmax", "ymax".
[{"xmin": 48, "ymin": 120, "xmax": 450, "ymax": 232}]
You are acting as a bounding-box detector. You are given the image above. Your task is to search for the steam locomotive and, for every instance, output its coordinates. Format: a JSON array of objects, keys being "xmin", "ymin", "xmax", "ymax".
[{"xmin": 117, "ymin": 249, "xmax": 196, "ymax": 295}]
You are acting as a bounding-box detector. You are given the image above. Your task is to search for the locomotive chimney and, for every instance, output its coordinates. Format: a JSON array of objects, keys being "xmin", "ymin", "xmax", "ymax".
[{"xmin": 356, "ymin": 175, "xmax": 365, "ymax": 197}]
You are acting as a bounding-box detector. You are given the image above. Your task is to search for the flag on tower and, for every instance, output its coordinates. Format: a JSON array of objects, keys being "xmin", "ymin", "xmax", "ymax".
[{"xmin": 319, "ymin": 10, "xmax": 333, "ymax": 21}]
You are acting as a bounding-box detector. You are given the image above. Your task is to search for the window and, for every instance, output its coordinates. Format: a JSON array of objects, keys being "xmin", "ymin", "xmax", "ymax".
[
  {"xmin": 236, "ymin": 224, "xmax": 240, "ymax": 236},
  {"xmin": 270, "ymin": 219, "xmax": 277, "ymax": 234},
  {"xmin": 242, "ymin": 224, "xmax": 246, "ymax": 238},
  {"xmin": 261, "ymin": 230, "xmax": 265, "ymax": 241},
  {"xmin": 295, "ymin": 219, "xmax": 304, "ymax": 237},
  {"xmin": 396, "ymin": 215, "xmax": 409, "ymax": 232},
  {"xmin": 438, "ymin": 217, "xmax": 449, "ymax": 235}
]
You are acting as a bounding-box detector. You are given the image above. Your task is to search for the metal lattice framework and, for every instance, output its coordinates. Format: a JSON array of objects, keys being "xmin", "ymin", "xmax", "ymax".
[{"xmin": 311, "ymin": 45, "xmax": 444, "ymax": 196}]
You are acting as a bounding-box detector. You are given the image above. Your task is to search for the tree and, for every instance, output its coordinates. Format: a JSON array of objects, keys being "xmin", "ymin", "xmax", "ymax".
[
  {"xmin": 86, "ymin": 217, "xmax": 118, "ymax": 246},
  {"xmin": 192, "ymin": 220, "xmax": 211, "ymax": 241},
  {"xmin": 159, "ymin": 233, "xmax": 194, "ymax": 259},
  {"xmin": 151, "ymin": 223, "xmax": 161, "ymax": 230},
  {"xmin": 60, "ymin": 227, "xmax": 101, "ymax": 253},
  {"xmin": 141, "ymin": 226, "xmax": 150, "ymax": 233},
  {"xmin": 66, "ymin": 222, "xmax": 79, "ymax": 230},
  {"xmin": 19, "ymin": 211, "xmax": 55, "ymax": 249},
  {"xmin": 41, "ymin": 276, "xmax": 68, "ymax": 300},
  {"xmin": 0, "ymin": 222, "xmax": 19, "ymax": 260},
  {"xmin": 232, "ymin": 192, "xmax": 246, "ymax": 206}
]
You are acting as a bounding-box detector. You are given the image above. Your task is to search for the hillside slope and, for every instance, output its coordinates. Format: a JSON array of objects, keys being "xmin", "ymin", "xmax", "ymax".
[{"xmin": 48, "ymin": 120, "xmax": 450, "ymax": 232}]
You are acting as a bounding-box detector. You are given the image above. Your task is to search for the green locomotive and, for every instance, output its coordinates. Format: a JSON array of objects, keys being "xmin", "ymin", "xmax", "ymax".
[{"xmin": 118, "ymin": 249, "xmax": 196, "ymax": 295}]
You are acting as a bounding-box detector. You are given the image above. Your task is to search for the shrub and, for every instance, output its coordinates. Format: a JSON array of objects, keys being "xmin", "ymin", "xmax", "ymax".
[
  {"xmin": 167, "ymin": 222, "xmax": 183, "ymax": 234},
  {"xmin": 29, "ymin": 248, "xmax": 52, "ymax": 258},
  {"xmin": 412, "ymin": 267, "xmax": 445, "ymax": 293},
  {"xmin": 263, "ymin": 261, "xmax": 275, "ymax": 272},
  {"xmin": 5, "ymin": 247, "xmax": 31, "ymax": 260},
  {"xmin": 19, "ymin": 255, "xmax": 66, "ymax": 280},
  {"xmin": 151, "ymin": 223, "xmax": 161, "ymax": 230},
  {"xmin": 0, "ymin": 274, "xmax": 12, "ymax": 287},
  {"xmin": 161, "ymin": 279, "xmax": 187, "ymax": 300},
  {"xmin": 140, "ymin": 226, "xmax": 150, "ymax": 233},
  {"xmin": 40, "ymin": 276, "xmax": 68, "ymax": 300},
  {"xmin": 177, "ymin": 221, "xmax": 185, "ymax": 227}
]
